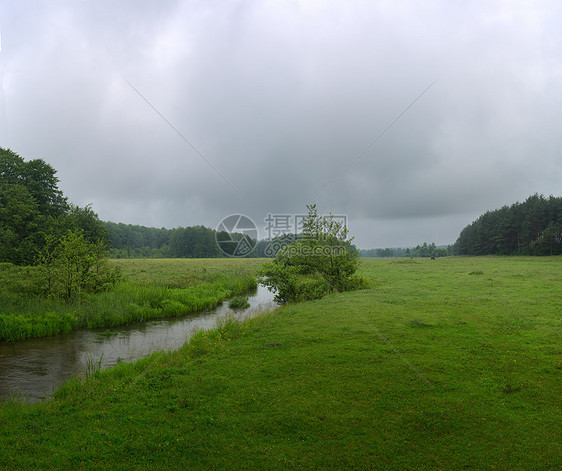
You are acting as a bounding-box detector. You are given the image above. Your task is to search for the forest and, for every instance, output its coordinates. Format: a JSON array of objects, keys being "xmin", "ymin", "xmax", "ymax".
[
  {"xmin": 454, "ymin": 194, "xmax": 562, "ymax": 255},
  {"xmin": 359, "ymin": 244, "xmax": 451, "ymax": 258},
  {"xmin": 3, "ymin": 148, "xmax": 561, "ymax": 263},
  {"xmin": 103, "ymin": 222, "xmax": 280, "ymax": 259}
]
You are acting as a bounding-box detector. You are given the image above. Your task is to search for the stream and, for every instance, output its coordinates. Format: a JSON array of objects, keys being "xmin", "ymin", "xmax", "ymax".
[{"xmin": 0, "ymin": 285, "xmax": 277, "ymax": 403}]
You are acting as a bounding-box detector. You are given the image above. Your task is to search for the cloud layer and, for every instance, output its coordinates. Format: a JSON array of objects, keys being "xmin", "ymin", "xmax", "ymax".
[{"xmin": 1, "ymin": 0, "xmax": 561, "ymax": 247}]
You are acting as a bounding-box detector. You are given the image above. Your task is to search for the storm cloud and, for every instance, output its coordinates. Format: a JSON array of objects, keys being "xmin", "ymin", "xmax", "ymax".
[{"xmin": 1, "ymin": 0, "xmax": 561, "ymax": 247}]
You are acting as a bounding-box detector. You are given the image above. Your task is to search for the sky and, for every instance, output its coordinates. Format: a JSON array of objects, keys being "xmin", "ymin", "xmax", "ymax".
[{"xmin": 1, "ymin": 0, "xmax": 561, "ymax": 249}]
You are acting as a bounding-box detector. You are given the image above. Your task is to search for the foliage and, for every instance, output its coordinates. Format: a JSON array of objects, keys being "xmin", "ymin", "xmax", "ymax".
[
  {"xmin": 104, "ymin": 221, "xmax": 295, "ymax": 260},
  {"xmin": 0, "ymin": 147, "xmax": 108, "ymax": 265},
  {"xmin": 170, "ymin": 225, "xmax": 223, "ymax": 258},
  {"xmin": 361, "ymin": 247, "xmax": 412, "ymax": 258},
  {"xmin": 259, "ymin": 204, "xmax": 362, "ymax": 303},
  {"xmin": 360, "ymin": 245, "xmax": 451, "ymax": 258},
  {"xmin": 104, "ymin": 222, "xmax": 261, "ymax": 259},
  {"xmin": 454, "ymin": 193, "xmax": 562, "ymax": 255},
  {"xmin": 37, "ymin": 229, "xmax": 121, "ymax": 301},
  {"xmin": 412, "ymin": 242, "xmax": 450, "ymax": 258}
]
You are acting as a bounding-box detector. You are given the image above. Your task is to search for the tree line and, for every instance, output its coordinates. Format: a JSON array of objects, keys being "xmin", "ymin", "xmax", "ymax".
[
  {"xmin": 360, "ymin": 244, "xmax": 451, "ymax": 258},
  {"xmin": 104, "ymin": 223, "xmax": 310, "ymax": 259},
  {"xmin": 454, "ymin": 194, "xmax": 562, "ymax": 255},
  {"xmin": 4, "ymin": 149, "xmax": 560, "ymax": 263},
  {"xmin": 104, "ymin": 222, "xmax": 266, "ymax": 258},
  {"xmin": 1, "ymin": 148, "xmax": 107, "ymax": 265}
]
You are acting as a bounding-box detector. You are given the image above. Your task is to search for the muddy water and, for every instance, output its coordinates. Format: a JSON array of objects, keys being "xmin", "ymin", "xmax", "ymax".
[{"xmin": 0, "ymin": 285, "xmax": 276, "ymax": 403}]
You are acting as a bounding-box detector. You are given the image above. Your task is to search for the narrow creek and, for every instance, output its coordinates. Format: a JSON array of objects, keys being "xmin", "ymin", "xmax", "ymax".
[{"xmin": 0, "ymin": 285, "xmax": 277, "ymax": 403}]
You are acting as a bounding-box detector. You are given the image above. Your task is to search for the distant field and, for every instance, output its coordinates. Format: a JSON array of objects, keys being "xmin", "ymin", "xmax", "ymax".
[
  {"xmin": 113, "ymin": 257, "xmax": 265, "ymax": 287},
  {"xmin": 1, "ymin": 256, "xmax": 560, "ymax": 469}
]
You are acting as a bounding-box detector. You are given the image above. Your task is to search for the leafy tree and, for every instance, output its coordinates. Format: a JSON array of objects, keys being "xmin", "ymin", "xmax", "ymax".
[
  {"xmin": 0, "ymin": 148, "xmax": 108, "ymax": 265},
  {"xmin": 259, "ymin": 204, "xmax": 364, "ymax": 303},
  {"xmin": 38, "ymin": 229, "xmax": 121, "ymax": 301},
  {"xmin": 0, "ymin": 183, "xmax": 40, "ymax": 264},
  {"xmin": 168, "ymin": 225, "xmax": 223, "ymax": 258},
  {"xmin": 414, "ymin": 242, "xmax": 431, "ymax": 257},
  {"xmin": 433, "ymin": 247, "xmax": 448, "ymax": 257},
  {"xmin": 60, "ymin": 204, "xmax": 108, "ymax": 243},
  {"xmin": 20, "ymin": 158, "xmax": 67, "ymax": 217}
]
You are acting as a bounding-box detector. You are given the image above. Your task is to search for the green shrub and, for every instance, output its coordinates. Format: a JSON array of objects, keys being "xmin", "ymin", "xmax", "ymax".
[
  {"xmin": 259, "ymin": 204, "xmax": 363, "ymax": 303},
  {"xmin": 294, "ymin": 276, "xmax": 331, "ymax": 302},
  {"xmin": 38, "ymin": 230, "xmax": 121, "ymax": 301}
]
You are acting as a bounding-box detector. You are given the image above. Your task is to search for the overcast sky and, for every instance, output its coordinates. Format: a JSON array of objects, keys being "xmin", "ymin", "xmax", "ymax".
[{"xmin": 1, "ymin": 0, "xmax": 561, "ymax": 248}]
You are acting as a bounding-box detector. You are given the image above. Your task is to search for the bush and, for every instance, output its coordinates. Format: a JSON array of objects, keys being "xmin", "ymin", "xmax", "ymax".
[
  {"xmin": 293, "ymin": 276, "xmax": 331, "ymax": 302},
  {"xmin": 259, "ymin": 204, "xmax": 366, "ymax": 303},
  {"xmin": 38, "ymin": 230, "xmax": 121, "ymax": 301}
]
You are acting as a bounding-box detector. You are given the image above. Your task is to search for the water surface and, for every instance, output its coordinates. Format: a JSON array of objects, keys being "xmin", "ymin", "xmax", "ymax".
[{"xmin": 0, "ymin": 285, "xmax": 276, "ymax": 402}]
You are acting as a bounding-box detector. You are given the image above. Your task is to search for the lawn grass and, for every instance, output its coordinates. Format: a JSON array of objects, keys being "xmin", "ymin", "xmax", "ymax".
[
  {"xmin": 0, "ymin": 258, "xmax": 263, "ymax": 341},
  {"xmin": 0, "ymin": 256, "xmax": 560, "ymax": 469}
]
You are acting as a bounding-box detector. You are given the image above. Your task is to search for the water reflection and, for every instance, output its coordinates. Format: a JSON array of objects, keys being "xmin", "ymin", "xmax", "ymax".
[{"xmin": 0, "ymin": 285, "xmax": 276, "ymax": 403}]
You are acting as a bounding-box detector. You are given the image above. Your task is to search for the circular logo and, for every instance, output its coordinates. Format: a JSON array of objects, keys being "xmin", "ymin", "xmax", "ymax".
[{"xmin": 215, "ymin": 214, "xmax": 258, "ymax": 257}]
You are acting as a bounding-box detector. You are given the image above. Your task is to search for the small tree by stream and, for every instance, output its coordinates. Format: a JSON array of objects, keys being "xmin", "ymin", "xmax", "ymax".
[
  {"xmin": 38, "ymin": 229, "xmax": 121, "ymax": 301},
  {"xmin": 259, "ymin": 204, "xmax": 367, "ymax": 303}
]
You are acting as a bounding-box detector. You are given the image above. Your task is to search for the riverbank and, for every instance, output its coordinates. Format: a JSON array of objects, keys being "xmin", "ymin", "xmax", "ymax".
[
  {"xmin": 0, "ymin": 259, "xmax": 263, "ymax": 341},
  {"xmin": 0, "ymin": 257, "xmax": 560, "ymax": 469}
]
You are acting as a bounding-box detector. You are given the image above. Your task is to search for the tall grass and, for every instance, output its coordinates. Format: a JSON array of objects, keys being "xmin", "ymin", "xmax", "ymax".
[
  {"xmin": 0, "ymin": 260, "xmax": 259, "ymax": 342},
  {"xmin": 77, "ymin": 275, "xmax": 257, "ymax": 329}
]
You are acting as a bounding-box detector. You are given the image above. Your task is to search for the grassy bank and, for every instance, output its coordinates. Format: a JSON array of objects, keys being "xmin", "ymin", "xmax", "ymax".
[
  {"xmin": 0, "ymin": 259, "xmax": 262, "ymax": 341},
  {"xmin": 0, "ymin": 256, "xmax": 560, "ymax": 469}
]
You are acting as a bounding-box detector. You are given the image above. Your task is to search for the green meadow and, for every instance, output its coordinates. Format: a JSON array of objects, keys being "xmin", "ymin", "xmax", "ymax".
[
  {"xmin": 0, "ymin": 258, "xmax": 262, "ymax": 341},
  {"xmin": 0, "ymin": 256, "xmax": 561, "ymax": 469}
]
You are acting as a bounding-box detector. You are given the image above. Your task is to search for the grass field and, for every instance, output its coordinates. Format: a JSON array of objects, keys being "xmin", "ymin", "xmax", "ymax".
[
  {"xmin": 0, "ymin": 256, "xmax": 560, "ymax": 469},
  {"xmin": 0, "ymin": 258, "xmax": 262, "ymax": 341}
]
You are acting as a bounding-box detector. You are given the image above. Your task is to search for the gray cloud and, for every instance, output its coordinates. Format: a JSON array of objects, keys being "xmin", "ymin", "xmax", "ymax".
[{"xmin": 1, "ymin": 0, "xmax": 561, "ymax": 247}]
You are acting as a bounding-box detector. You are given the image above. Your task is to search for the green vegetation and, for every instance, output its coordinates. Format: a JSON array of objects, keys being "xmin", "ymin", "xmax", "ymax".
[
  {"xmin": 0, "ymin": 148, "xmax": 108, "ymax": 265},
  {"xmin": 0, "ymin": 256, "xmax": 560, "ymax": 469},
  {"xmin": 38, "ymin": 229, "xmax": 121, "ymax": 301},
  {"xmin": 455, "ymin": 193, "xmax": 562, "ymax": 255},
  {"xmin": 104, "ymin": 222, "xmax": 224, "ymax": 259},
  {"xmin": 228, "ymin": 295, "xmax": 251, "ymax": 309},
  {"xmin": 0, "ymin": 147, "xmax": 268, "ymax": 264},
  {"xmin": 0, "ymin": 259, "xmax": 259, "ymax": 342},
  {"xmin": 104, "ymin": 221, "xmax": 300, "ymax": 260},
  {"xmin": 259, "ymin": 204, "xmax": 367, "ymax": 303},
  {"xmin": 360, "ymin": 243, "xmax": 452, "ymax": 258}
]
